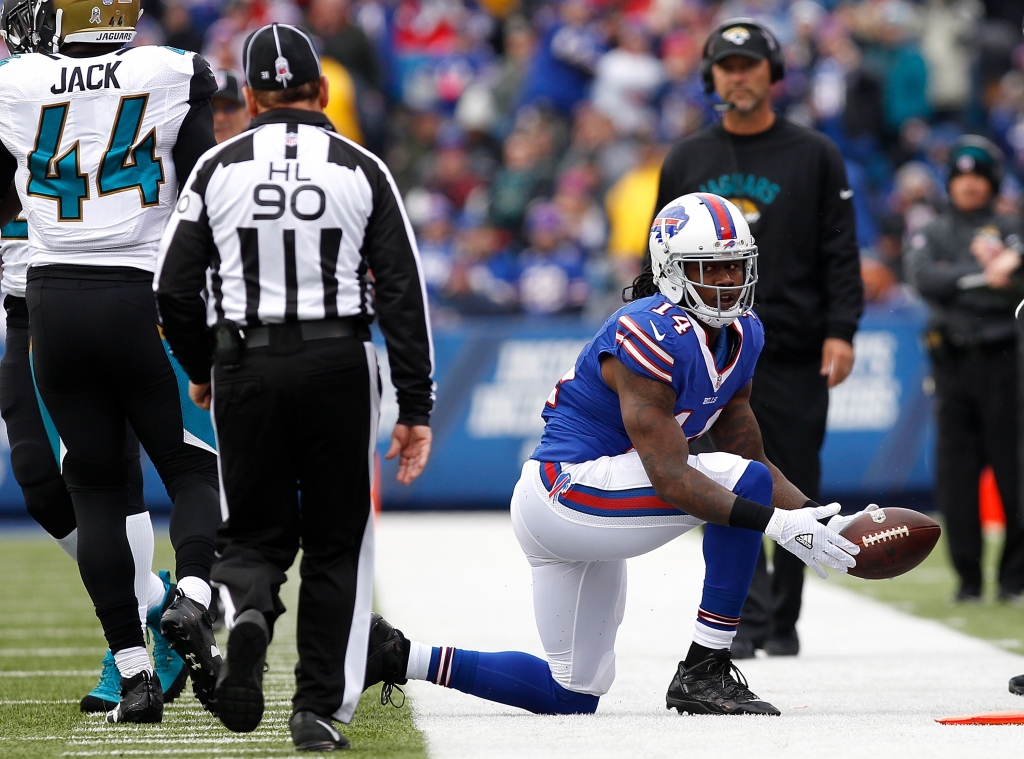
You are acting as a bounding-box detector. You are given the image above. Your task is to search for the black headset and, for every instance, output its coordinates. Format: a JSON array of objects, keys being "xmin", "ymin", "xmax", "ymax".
[{"xmin": 700, "ymin": 18, "xmax": 785, "ymax": 95}]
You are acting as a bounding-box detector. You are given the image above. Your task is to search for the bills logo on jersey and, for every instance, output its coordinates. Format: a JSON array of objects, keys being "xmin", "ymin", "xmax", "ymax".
[{"xmin": 650, "ymin": 205, "xmax": 690, "ymax": 245}]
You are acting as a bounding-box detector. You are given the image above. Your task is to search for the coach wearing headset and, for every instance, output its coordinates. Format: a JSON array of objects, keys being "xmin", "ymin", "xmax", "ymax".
[{"xmin": 652, "ymin": 19, "xmax": 863, "ymax": 658}]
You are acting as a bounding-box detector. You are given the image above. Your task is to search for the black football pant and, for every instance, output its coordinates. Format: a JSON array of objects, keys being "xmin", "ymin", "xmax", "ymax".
[
  {"xmin": 27, "ymin": 267, "xmax": 221, "ymax": 654},
  {"xmin": 932, "ymin": 341, "xmax": 1024, "ymax": 595},
  {"xmin": 737, "ymin": 355, "xmax": 828, "ymax": 644},
  {"xmin": 1, "ymin": 296, "xmax": 147, "ymax": 540},
  {"xmin": 209, "ymin": 328, "xmax": 376, "ymax": 722}
]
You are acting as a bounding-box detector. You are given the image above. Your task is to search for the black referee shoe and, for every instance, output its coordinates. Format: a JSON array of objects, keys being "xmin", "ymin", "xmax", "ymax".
[
  {"xmin": 215, "ymin": 610, "xmax": 269, "ymax": 733},
  {"xmin": 290, "ymin": 711, "xmax": 350, "ymax": 751},
  {"xmin": 160, "ymin": 590, "xmax": 223, "ymax": 711},
  {"xmin": 105, "ymin": 670, "xmax": 163, "ymax": 724},
  {"xmin": 666, "ymin": 653, "xmax": 780, "ymax": 716},
  {"xmin": 1010, "ymin": 674, "xmax": 1024, "ymax": 695}
]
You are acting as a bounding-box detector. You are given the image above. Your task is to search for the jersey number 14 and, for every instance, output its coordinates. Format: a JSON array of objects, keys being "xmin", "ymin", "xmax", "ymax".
[{"xmin": 28, "ymin": 95, "xmax": 165, "ymax": 222}]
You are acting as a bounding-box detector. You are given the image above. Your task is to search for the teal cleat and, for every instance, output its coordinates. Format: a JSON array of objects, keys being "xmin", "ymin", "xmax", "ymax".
[
  {"xmin": 80, "ymin": 650, "xmax": 120, "ymax": 713},
  {"xmin": 148, "ymin": 570, "xmax": 188, "ymax": 704}
]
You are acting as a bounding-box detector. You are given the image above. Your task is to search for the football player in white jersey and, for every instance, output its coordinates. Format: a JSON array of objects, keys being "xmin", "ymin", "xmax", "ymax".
[{"xmin": 0, "ymin": 0, "xmax": 223, "ymax": 724}]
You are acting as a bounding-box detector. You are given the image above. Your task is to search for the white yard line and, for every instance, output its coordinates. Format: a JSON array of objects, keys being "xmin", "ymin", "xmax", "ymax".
[{"xmin": 375, "ymin": 512, "xmax": 1024, "ymax": 759}]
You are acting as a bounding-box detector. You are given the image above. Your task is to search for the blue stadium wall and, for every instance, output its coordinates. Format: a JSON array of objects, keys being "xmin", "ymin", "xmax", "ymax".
[{"xmin": 0, "ymin": 302, "xmax": 935, "ymax": 515}]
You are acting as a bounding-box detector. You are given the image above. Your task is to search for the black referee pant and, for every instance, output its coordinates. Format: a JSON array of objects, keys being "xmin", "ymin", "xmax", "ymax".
[
  {"xmin": 737, "ymin": 354, "xmax": 829, "ymax": 646},
  {"xmin": 933, "ymin": 341, "xmax": 1024, "ymax": 596},
  {"xmin": 1, "ymin": 295, "xmax": 148, "ymax": 540},
  {"xmin": 209, "ymin": 323, "xmax": 377, "ymax": 722},
  {"xmin": 26, "ymin": 266, "xmax": 221, "ymax": 655}
]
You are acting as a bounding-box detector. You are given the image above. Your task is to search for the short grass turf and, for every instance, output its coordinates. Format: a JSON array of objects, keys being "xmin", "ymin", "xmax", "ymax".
[
  {"xmin": 827, "ymin": 522, "xmax": 1024, "ymax": 652},
  {"xmin": 0, "ymin": 528, "xmax": 428, "ymax": 759}
]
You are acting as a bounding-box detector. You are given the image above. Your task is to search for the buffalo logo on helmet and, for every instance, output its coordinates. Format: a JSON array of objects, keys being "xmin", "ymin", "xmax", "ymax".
[
  {"xmin": 721, "ymin": 26, "xmax": 751, "ymax": 45},
  {"xmin": 650, "ymin": 205, "xmax": 690, "ymax": 244}
]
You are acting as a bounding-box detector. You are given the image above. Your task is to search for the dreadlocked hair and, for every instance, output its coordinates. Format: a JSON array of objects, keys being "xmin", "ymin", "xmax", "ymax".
[{"xmin": 623, "ymin": 262, "xmax": 659, "ymax": 302}]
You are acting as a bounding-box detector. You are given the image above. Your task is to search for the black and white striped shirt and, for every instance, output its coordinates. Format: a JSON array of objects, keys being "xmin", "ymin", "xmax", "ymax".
[{"xmin": 155, "ymin": 108, "xmax": 433, "ymax": 424}]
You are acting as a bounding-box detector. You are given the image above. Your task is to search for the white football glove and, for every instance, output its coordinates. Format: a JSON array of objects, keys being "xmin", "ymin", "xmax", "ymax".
[
  {"xmin": 825, "ymin": 503, "xmax": 879, "ymax": 534},
  {"xmin": 764, "ymin": 503, "xmax": 860, "ymax": 579}
]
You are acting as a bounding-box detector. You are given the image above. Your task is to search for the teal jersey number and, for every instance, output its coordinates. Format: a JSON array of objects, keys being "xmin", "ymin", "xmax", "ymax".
[
  {"xmin": 28, "ymin": 95, "xmax": 163, "ymax": 222},
  {"xmin": 27, "ymin": 104, "xmax": 89, "ymax": 221},
  {"xmin": 99, "ymin": 96, "xmax": 164, "ymax": 206}
]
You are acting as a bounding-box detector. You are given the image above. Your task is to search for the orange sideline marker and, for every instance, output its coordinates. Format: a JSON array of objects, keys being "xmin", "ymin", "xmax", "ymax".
[{"xmin": 936, "ymin": 711, "xmax": 1024, "ymax": 725}]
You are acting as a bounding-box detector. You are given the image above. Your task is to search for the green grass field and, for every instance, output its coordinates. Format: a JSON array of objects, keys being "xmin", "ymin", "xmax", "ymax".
[{"xmin": 0, "ymin": 529, "xmax": 428, "ymax": 758}]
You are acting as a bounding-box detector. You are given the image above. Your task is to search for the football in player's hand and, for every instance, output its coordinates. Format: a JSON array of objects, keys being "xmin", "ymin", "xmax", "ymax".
[{"xmin": 838, "ymin": 507, "xmax": 941, "ymax": 580}]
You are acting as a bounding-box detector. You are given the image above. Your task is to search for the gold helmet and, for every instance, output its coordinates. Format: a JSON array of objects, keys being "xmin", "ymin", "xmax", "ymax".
[{"xmin": 1, "ymin": 0, "xmax": 138, "ymax": 53}]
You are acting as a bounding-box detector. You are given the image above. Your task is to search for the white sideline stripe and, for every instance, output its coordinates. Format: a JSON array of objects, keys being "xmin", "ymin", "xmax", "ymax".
[
  {"xmin": 0, "ymin": 699, "xmax": 79, "ymax": 704},
  {"xmin": 68, "ymin": 738, "xmax": 293, "ymax": 745},
  {"xmin": 0, "ymin": 670, "xmax": 94, "ymax": 677},
  {"xmin": 375, "ymin": 512, "xmax": 1024, "ymax": 759},
  {"xmin": 0, "ymin": 648, "xmax": 102, "ymax": 657},
  {"xmin": 62, "ymin": 752, "xmax": 297, "ymax": 757}
]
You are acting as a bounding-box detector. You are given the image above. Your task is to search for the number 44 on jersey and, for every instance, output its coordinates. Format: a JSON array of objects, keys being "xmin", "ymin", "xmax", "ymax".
[{"xmin": 28, "ymin": 94, "xmax": 164, "ymax": 222}]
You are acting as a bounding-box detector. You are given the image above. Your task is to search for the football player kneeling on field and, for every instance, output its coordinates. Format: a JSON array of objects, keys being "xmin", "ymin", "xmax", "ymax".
[{"xmin": 366, "ymin": 192, "xmax": 859, "ymax": 716}]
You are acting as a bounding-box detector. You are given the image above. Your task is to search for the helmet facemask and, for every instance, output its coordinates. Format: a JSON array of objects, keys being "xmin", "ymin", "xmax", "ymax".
[
  {"xmin": 1, "ymin": 0, "xmax": 43, "ymax": 53},
  {"xmin": 652, "ymin": 235, "xmax": 758, "ymax": 328}
]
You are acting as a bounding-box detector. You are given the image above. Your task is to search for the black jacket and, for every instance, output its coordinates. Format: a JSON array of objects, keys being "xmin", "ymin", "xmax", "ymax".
[
  {"xmin": 904, "ymin": 205, "xmax": 1024, "ymax": 347},
  {"xmin": 654, "ymin": 117, "xmax": 863, "ymax": 359}
]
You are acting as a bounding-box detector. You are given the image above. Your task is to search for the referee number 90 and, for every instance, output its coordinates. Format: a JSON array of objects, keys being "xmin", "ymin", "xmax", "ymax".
[{"xmin": 253, "ymin": 183, "xmax": 326, "ymax": 222}]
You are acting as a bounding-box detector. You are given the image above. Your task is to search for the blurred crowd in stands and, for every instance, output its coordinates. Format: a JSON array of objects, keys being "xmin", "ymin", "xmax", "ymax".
[{"xmin": 10, "ymin": 0, "xmax": 1024, "ymax": 320}]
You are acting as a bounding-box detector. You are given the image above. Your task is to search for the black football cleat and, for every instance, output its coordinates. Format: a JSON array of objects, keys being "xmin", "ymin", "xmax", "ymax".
[
  {"xmin": 290, "ymin": 710, "xmax": 351, "ymax": 751},
  {"xmin": 215, "ymin": 609, "xmax": 269, "ymax": 733},
  {"xmin": 364, "ymin": 614, "xmax": 410, "ymax": 706},
  {"xmin": 1010, "ymin": 674, "xmax": 1024, "ymax": 695},
  {"xmin": 160, "ymin": 589, "xmax": 223, "ymax": 711},
  {"xmin": 105, "ymin": 670, "xmax": 164, "ymax": 724},
  {"xmin": 666, "ymin": 653, "xmax": 780, "ymax": 716}
]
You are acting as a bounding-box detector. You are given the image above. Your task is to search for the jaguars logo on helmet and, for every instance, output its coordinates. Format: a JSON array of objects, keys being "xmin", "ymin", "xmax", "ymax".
[{"xmin": 1, "ymin": 0, "xmax": 137, "ymax": 54}]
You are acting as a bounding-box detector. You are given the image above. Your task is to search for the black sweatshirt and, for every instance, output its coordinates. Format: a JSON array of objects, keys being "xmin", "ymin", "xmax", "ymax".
[{"xmin": 654, "ymin": 117, "xmax": 863, "ymax": 359}]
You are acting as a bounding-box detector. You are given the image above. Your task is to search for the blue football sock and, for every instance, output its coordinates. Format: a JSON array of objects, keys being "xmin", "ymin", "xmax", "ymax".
[
  {"xmin": 694, "ymin": 461, "xmax": 772, "ymax": 647},
  {"xmin": 426, "ymin": 646, "xmax": 599, "ymax": 715}
]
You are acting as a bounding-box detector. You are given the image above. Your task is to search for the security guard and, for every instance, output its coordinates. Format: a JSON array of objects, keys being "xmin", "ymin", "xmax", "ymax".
[
  {"xmin": 154, "ymin": 23, "xmax": 434, "ymax": 751},
  {"xmin": 905, "ymin": 136, "xmax": 1024, "ymax": 604},
  {"xmin": 651, "ymin": 18, "xmax": 863, "ymax": 658}
]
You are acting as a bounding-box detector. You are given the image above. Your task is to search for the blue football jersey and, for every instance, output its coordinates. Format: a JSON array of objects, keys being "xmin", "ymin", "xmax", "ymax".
[{"xmin": 533, "ymin": 294, "xmax": 764, "ymax": 463}]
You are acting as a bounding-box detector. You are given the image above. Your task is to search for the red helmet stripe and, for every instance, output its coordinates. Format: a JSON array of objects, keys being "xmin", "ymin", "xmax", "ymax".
[{"xmin": 695, "ymin": 193, "xmax": 736, "ymax": 240}]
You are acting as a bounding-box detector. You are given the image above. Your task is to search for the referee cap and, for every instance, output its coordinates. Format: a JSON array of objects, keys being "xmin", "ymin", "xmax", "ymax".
[{"xmin": 243, "ymin": 23, "xmax": 321, "ymax": 90}]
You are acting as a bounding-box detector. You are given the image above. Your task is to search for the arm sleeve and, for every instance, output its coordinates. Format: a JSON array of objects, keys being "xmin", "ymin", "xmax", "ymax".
[
  {"xmin": 817, "ymin": 146, "xmax": 864, "ymax": 344},
  {"xmin": 607, "ymin": 313, "xmax": 677, "ymax": 385},
  {"xmin": 171, "ymin": 55, "xmax": 218, "ymax": 195},
  {"xmin": 363, "ymin": 161, "xmax": 434, "ymax": 426},
  {"xmin": 154, "ymin": 169, "xmax": 216, "ymax": 384}
]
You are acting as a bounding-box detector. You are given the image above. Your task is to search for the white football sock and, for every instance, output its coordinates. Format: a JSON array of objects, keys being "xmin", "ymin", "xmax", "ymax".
[
  {"xmin": 113, "ymin": 646, "xmax": 152, "ymax": 679},
  {"xmin": 145, "ymin": 572, "xmax": 166, "ymax": 615},
  {"xmin": 405, "ymin": 640, "xmax": 433, "ymax": 681},
  {"xmin": 176, "ymin": 576, "xmax": 212, "ymax": 610},
  {"xmin": 691, "ymin": 621, "xmax": 736, "ymax": 651},
  {"xmin": 125, "ymin": 512, "xmax": 155, "ymax": 628},
  {"xmin": 55, "ymin": 528, "xmax": 78, "ymax": 562}
]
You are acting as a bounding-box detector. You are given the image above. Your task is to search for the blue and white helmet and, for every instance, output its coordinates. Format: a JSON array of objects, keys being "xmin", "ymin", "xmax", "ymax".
[{"xmin": 648, "ymin": 192, "xmax": 758, "ymax": 328}]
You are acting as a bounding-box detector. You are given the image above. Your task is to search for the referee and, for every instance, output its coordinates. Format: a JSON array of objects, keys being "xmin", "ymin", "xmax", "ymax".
[
  {"xmin": 652, "ymin": 19, "xmax": 863, "ymax": 658},
  {"xmin": 155, "ymin": 23, "xmax": 433, "ymax": 751}
]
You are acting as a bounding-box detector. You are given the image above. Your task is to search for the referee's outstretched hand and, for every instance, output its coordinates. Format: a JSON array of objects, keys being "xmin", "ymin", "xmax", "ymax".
[{"xmin": 386, "ymin": 424, "xmax": 432, "ymax": 485}]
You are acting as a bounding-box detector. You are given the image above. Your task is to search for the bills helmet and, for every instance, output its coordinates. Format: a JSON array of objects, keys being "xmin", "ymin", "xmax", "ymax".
[
  {"xmin": 648, "ymin": 192, "xmax": 757, "ymax": 328},
  {"xmin": 1, "ymin": 0, "xmax": 138, "ymax": 54}
]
